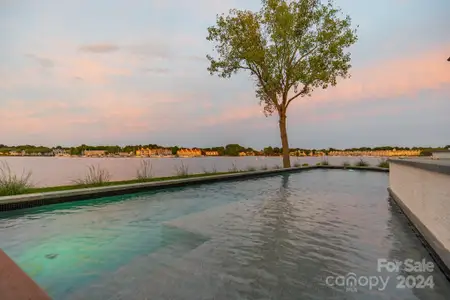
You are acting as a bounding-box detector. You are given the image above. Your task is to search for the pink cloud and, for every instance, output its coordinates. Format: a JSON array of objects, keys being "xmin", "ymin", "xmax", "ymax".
[{"xmin": 303, "ymin": 45, "xmax": 450, "ymax": 104}]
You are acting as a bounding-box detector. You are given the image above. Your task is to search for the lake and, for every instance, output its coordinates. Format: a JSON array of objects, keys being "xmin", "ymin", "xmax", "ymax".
[{"xmin": 1, "ymin": 156, "xmax": 386, "ymax": 187}]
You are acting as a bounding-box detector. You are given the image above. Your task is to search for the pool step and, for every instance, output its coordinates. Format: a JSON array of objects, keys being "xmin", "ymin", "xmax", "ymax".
[{"xmin": 67, "ymin": 227, "xmax": 209, "ymax": 300}]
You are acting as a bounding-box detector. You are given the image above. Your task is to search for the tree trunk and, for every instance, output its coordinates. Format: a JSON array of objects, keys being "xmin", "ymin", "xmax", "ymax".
[{"xmin": 278, "ymin": 112, "xmax": 291, "ymax": 168}]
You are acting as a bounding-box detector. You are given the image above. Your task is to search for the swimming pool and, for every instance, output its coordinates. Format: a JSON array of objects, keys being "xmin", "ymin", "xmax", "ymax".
[{"xmin": 0, "ymin": 169, "xmax": 449, "ymax": 299}]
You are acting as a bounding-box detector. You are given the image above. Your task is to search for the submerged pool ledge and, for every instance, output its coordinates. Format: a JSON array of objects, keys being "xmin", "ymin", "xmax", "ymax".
[
  {"xmin": 0, "ymin": 165, "xmax": 388, "ymax": 211},
  {"xmin": 388, "ymin": 159, "xmax": 450, "ymax": 281}
]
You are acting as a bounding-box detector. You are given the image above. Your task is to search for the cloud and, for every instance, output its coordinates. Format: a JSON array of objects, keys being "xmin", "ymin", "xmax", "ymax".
[
  {"xmin": 79, "ymin": 43, "xmax": 120, "ymax": 53},
  {"xmin": 302, "ymin": 45, "xmax": 450, "ymax": 104},
  {"xmin": 127, "ymin": 43, "xmax": 172, "ymax": 59},
  {"xmin": 25, "ymin": 54, "xmax": 54, "ymax": 68},
  {"xmin": 142, "ymin": 67, "xmax": 170, "ymax": 74}
]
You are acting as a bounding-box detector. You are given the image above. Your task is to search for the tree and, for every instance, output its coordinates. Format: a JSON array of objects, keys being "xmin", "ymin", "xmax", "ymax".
[
  {"xmin": 225, "ymin": 144, "xmax": 244, "ymax": 156},
  {"xmin": 206, "ymin": 0, "xmax": 358, "ymax": 167},
  {"xmin": 171, "ymin": 146, "xmax": 180, "ymax": 155}
]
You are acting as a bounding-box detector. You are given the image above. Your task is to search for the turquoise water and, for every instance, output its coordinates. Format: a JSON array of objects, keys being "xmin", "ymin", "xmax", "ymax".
[{"xmin": 0, "ymin": 170, "xmax": 449, "ymax": 299}]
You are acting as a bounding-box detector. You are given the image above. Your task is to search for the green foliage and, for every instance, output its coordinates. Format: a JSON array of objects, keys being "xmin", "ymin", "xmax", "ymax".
[
  {"xmin": 354, "ymin": 158, "xmax": 369, "ymax": 167},
  {"xmin": 73, "ymin": 164, "xmax": 111, "ymax": 186},
  {"xmin": 0, "ymin": 161, "xmax": 33, "ymax": 196},
  {"xmin": 174, "ymin": 161, "xmax": 189, "ymax": 177},
  {"xmin": 224, "ymin": 144, "xmax": 253, "ymax": 156},
  {"xmin": 377, "ymin": 159, "xmax": 389, "ymax": 169},
  {"xmin": 302, "ymin": 163, "xmax": 309, "ymax": 166},
  {"xmin": 136, "ymin": 159, "xmax": 153, "ymax": 181},
  {"xmin": 171, "ymin": 146, "xmax": 180, "ymax": 155},
  {"xmin": 316, "ymin": 162, "xmax": 321, "ymax": 166}
]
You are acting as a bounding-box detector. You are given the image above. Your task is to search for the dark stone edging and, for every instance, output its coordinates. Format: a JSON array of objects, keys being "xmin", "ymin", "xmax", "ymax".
[
  {"xmin": 389, "ymin": 159, "xmax": 450, "ymax": 176},
  {"xmin": 388, "ymin": 188, "xmax": 450, "ymax": 282},
  {"xmin": 0, "ymin": 166, "xmax": 388, "ymax": 212}
]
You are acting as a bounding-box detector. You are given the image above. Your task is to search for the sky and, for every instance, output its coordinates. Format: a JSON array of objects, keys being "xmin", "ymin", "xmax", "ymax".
[{"xmin": 1, "ymin": 0, "xmax": 449, "ymax": 149}]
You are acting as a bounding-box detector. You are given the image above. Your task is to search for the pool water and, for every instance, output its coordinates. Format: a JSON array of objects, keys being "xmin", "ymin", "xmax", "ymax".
[{"xmin": 0, "ymin": 170, "xmax": 449, "ymax": 299}]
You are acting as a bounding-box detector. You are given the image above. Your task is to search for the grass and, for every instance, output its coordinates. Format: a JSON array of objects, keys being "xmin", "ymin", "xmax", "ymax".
[
  {"xmin": 174, "ymin": 161, "xmax": 189, "ymax": 177},
  {"xmin": 202, "ymin": 165, "xmax": 218, "ymax": 174},
  {"xmin": 0, "ymin": 161, "xmax": 34, "ymax": 196},
  {"xmin": 136, "ymin": 159, "xmax": 153, "ymax": 181},
  {"xmin": 24, "ymin": 171, "xmax": 239, "ymax": 195},
  {"xmin": 354, "ymin": 158, "xmax": 370, "ymax": 167},
  {"xmin": 319, "ymin": 158, "xmax": 329, "ymax": 166},
  {"xmin": 73, "ymin": 164, "xmax": 111, "ymax": 186},
  {"xmin": 0, "ymin": 158, "xmax": 388, "ymax": 197},
  {"xmin": 377, "ymin": 158, "xmax": 389, "ymax": 169},
  {"xmin": 228, "ymin": 161, "xmax": 239, "ymax": 173}
]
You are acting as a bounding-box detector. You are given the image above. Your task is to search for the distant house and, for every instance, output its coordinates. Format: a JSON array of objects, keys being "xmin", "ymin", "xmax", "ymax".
[
  {"xmin": 177, "ymin": 148, "xmax": 202, "ymax": 157},
  {"xmin": 136, "ymin": 148, "xmax": 171, "ymax": 157},
  {"xmin": 432, "ymin": 149, "xmax": 450, "ymax": 160},
  {"xmin": 83, "ymin": 150, "xmax": 106, "ymax": 157},
  {"xmin": 53, "ymin": 149, "xmax": 69, "ymax": 156},
  {"xmin": 205, "ymin": 151, "xmax": 219, "ymax": 156}
]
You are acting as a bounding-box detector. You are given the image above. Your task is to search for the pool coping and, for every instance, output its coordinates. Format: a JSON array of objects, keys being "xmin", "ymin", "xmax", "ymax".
[
  {"xmin": 387, "ymin": 188, "xmax": 450, "ymax": 281},
  {"xmin": 0, "ymin": 165, "xmax": 388, "ymax": 211},
  {"xmin": 0, "ymin": 250, "xmax": 51, "ymax": 300},
  {"xmin": 388, "ymin": 158, "xmax": 450, "ymax": 176}
]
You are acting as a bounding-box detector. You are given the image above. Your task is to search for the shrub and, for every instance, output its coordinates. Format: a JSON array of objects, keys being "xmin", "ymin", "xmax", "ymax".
[
  {"xmin": 202, "ymin": 165, "xmax": 218, "ymax": 174},
  {"xmin": 228, "ymin": 161, "xmax": 239, "ymax": 173},
  {"xmin": 136, "ymin": 159, "xmax": 153, "ymax": 181},
  {"xmin": 293, "ymin": 161, "xmax": 301, "ymax": 167},
  {"xmin": 0, "ymin": 161, "xmax": 33, "ymax": 196},
  {"xmin": 74, "ymin": 164, "xmax": 111, "ymax": 186},
  {"xmin": 246, "ymin": 166, "xmax": 257, "ymax": 172},
  {"xmin": 174, "ymin": 161, "xmax": 189, "ymax": 177},
  {"xmin": 342, "ymin": 161, "xmax": 351, "ymax": 168},
  {"xmin": 260, "ymin": 164, "xmax": 268, "ymax": 170},
  {"xmin": 273, "ymin": 164, "xmax": 281, "ymax": 169},
  {"xmin": 302, "ymin": 163, "xmax": 309, "ymax": 167},
  {"xmin": 316, "ymin": 162, "xmax": 321, "ymax": 166},
  {"xmin": 320, "ymin": 158, "xmax": 329, "ymax": 166},
  {"xmin": 377, "ymin": 159, "xmax": 389, "ymax": 169},
  {"xmin": 354, "ymin": 158, "xmax": 370, "ymax": 167}
]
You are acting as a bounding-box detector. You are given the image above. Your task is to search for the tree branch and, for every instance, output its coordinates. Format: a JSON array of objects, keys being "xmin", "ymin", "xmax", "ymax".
[
  {"xmin": 248, "ymin": 61, "xmax": 280, "ymax": 110},
  {"xmin": 286, "ymin": 85, "xmax": 309, "ymax": 108}
]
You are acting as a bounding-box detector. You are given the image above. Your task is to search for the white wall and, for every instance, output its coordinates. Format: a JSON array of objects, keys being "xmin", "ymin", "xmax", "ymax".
[{"xmin": 389, "ymin": 162, "xmax": 450, "ymax": 269}]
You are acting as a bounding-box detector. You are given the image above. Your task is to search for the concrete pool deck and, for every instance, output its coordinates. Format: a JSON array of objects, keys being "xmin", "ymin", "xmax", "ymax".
[
  {"xmin": 388, "ymin": 158, "xmax": 450, "ymax": 281},
  {"xmin": 0, "ymin": 165, "xmax": 388, "ymax": 211}
]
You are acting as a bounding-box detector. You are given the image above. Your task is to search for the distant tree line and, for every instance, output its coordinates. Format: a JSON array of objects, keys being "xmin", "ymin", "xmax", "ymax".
[{"xmin": 0, "ymin": 143, "xmax": 449, "ymax": 156}]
